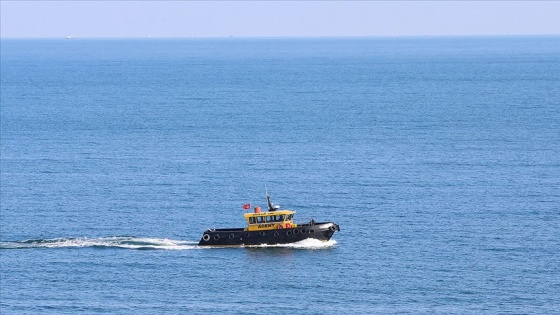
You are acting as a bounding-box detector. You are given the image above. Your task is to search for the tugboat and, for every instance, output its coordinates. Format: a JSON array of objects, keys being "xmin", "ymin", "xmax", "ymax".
[{"xmin": 198, "ymin": 192, "xmax": 340, "ymax": 246}]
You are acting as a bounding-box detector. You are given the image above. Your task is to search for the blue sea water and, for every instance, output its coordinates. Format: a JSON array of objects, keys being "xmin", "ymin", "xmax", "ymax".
[{"xmin": 1, "ymin": 36, "xmax": 559, "ymax": 314}]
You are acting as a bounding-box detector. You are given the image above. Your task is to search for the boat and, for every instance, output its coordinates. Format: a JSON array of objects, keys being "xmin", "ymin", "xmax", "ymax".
[{"xmin": 198, "ymin": 192, "xmax": 340, "ymax": 246}]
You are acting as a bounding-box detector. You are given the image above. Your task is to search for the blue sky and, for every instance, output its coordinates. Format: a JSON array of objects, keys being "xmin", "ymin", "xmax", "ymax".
[{"xmin": 1, "ymin": 1, "xmax": 559, "ymax": 38}]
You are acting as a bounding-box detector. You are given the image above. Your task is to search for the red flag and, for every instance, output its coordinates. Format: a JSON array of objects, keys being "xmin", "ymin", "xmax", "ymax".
[{"xmin": 242, "ymin": 203, "xmax": 251, "ymax": 210}]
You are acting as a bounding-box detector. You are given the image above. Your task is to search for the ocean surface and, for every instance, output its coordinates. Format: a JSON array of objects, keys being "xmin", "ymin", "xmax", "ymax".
[{"xmin": 1, "ymin": 36, "xmax": 559, "ymax": 314}]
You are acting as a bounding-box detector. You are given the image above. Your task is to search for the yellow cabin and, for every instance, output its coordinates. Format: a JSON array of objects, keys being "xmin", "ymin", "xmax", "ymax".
[{"xmin": 243, "ymin": 209, "xmax": 297, "ymax": 231}]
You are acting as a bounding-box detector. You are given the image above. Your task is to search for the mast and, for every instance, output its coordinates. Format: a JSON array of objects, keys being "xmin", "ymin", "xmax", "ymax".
[{"xmin": 266, "ymin": 186, "xmax": 274, "ymax": 211}]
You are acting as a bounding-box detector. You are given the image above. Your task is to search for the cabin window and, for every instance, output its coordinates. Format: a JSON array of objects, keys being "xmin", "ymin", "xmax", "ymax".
[
  {"xmin": 277, "ymin": 215, "xmax": 285, "ymax": 221},
  {"xmin": 256, "ymin": 216, "xmax": 265, "ymax": 224},
  {"xmin": 267, "ymin": 216, "xmax": 276, "ymax": 222},
  {"xmin": 249, "ymin": 217, "xmax": 256, "ymax": 224},
  {"xmin": 287, "ymin": 214, "xmax": 293, "ymax": 221}
]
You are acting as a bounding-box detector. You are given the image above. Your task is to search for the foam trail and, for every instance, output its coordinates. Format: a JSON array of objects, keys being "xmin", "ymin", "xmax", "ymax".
[
  {"xmin": 1, "ymin": 237, "xmax": 337, "ymax": 250},
  {"xmin": 245, "ymin": 238, "xmax": 337, "ymax": 249},
  {"xmin": 0, "ymin": 236, "xmax": 198, "ymax": 250}
]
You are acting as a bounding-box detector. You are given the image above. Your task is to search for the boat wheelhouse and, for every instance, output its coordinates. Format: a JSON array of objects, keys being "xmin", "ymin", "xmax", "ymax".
[{"xmin": 244, "ymin": 210, "xmax": 295, "ymax": 231}]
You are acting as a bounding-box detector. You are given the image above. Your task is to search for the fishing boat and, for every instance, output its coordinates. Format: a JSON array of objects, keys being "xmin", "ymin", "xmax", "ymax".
[{"xmin": 198, "ymin": 192, "xmax": 340, "ymax": 246}]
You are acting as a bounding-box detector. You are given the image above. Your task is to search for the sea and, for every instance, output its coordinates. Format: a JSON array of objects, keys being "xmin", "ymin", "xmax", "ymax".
[{"xmin": 1, "ymin": 36, "xmax": 559, "ymax": 314}]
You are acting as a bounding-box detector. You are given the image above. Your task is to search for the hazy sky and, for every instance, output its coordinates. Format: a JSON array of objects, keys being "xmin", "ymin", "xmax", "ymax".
[{"xmin": 1, "ymin": 1, "xmax": 559, "ymax": 38}]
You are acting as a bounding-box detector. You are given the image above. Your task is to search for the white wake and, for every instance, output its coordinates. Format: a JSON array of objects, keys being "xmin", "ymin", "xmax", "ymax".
[
  {"xmin": 245, "ymin": 238, "xmax": 337, "ymax": 249},
  {"xmin": 1, "ymin": 236, "xmax": 337, "ymax": 250},
  {"xmin": 0, "ymin": 236, "xmax": 197, "ymax": 250}
]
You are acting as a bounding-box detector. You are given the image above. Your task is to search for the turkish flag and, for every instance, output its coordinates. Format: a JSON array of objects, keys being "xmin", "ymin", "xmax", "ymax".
[{"xmin": 242, "ymin": 203, "xmax": 251, "ymax": 210}]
